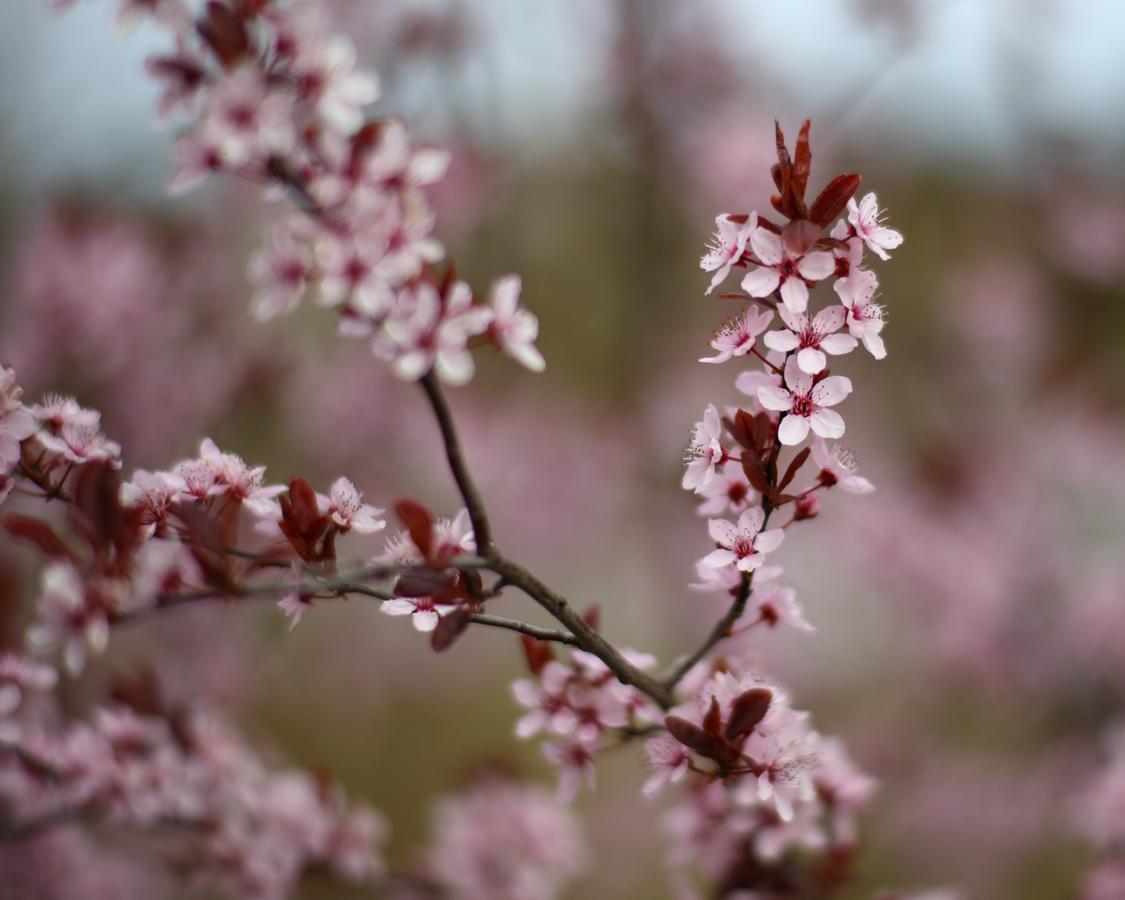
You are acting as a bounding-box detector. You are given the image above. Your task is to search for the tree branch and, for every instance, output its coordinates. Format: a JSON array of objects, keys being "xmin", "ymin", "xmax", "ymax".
[{"xmin": 418, "ymin": 372, "xmax": 495, "ymax": 555}]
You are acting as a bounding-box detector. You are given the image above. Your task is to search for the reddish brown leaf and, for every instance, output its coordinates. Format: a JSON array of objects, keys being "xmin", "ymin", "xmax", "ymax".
[
  {"xmin": 777, "ymin": 447, "xmax": 811, "ymax": 494},
  {"xmin": 521, "ymin": 634, "xmax": 554, "ymax": 675},
  {"xmin": 741, "ymin": 456, "xmax": 771, "ymax": 496},
  {"xmin": 703, "ymin": 696, "xmax": 723, "ymax": 735},
  {"xmin": 725, "ymin": 688, "xmax": 772, "ymax": 741},
  {"xmin": 791, "ymin": 120, "xmax": 813, "ymax": 204},
  {"xmin": 286, "ymin": 478, "xmax": 320, "ymax": 533},
  {"xmin": 582, "ymin": 604, "xmax": 601, "ymax": 631},
  {"xmin": 431, "ymin": 606, "xmax": 472, "ymax": 653},
  {"xmin": 781, "ymin": 219, "xmax": 821, "ymax": 257},
  {"xmin": 2, "ymin": 514, "xmax": 75, "ymax": 561},
  {"xmin": 665, "ymin": 716, "xmax": 742, "ymax": 766},
  {"xmin": 197, "ymin": 1, "xmax": 250, "ymax": 69},
  {"xmin": 394, "ymin": 499, "xmax": 435, "ymax": 564},
  {"xmin": 810, "ymin": 173, "xmax": 862, "ymax": 228}
]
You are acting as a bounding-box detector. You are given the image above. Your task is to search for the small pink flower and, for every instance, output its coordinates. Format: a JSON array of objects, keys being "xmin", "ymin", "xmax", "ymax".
[
  {"xmin": 511, "ymin": 662, "xmax": 579, "ymax": 738},
  {"xmin": 291, "ymin": 36, "xmax": 378, "ymax": 134},
  {"xmin": 487, "ymin": 275, "xmax": 546, "ymax": 373},
  {"xmin": 700, "ymin": 305, "xmax": 774, "ymax": 364},
  {"xmin": 198, "ymin": 439, "xmax": 286, "ymax": 517},
  {"xmin": 278, "ymin": 592, "xmax": 313, "ymax": 631},
  {"xmin": 380, "ymin": 596, "xmax": 457, "ymax": 633},
  {"xmin": 812, "ymin": 438, "xmax": 874, "ymax": 494},
  {"xmin": 846, "ymin": 192, "xmax": 903, "ymax": 261},
  {"xmin": 700, "ymin": 213, "xmax": 754, "ymax": 294},
  {"xmin": 0, "ymin": 367, "xmax": 36, "ymax": 465},
  {"xmin": 643, "ymin": 732, "xmax": 692, "ymax": 797},
  {"xmin": 696, "ymin": 461, "xmax": 755, "ymax": 516},
  {"xmin": 543, "ymin": 734, "xmax": 599, "ymax": 803},
  {"xmin": 752, "ymin": 581, "xmax": 814, "ymax": 632},
  {"xmin": 35, "ymin": 413, "xmax": 121, "ymax": 467},
  {"xmin": 385, "ymin": 281, "xmax": 492, "ymax": 386},
  {"xmin": 249, "ymin": 224, "xmax": 313, "ymax": 321},
  {"xmin": 833, "ymin": 266, "xmax": 886, "ymax": 359},
  {"xmin": 683, "ymin": 404, "xmax": 725, "ymax": 492},
  {"xmin": 120, "ymin": 469, "xmax": 188, "ymax": 538},
  {"xmin": 319, "ymin": 477, "xmax": 385, "ymax": 534},
  {"xmin": 701, "ymin": 506, "xmax": 784, "ymax": 573},
  {"xmin": 763, "ymin": 305, "xmax": 857, "ymax": 374},
  {"xmin": 27, "ymin": 563, "xmax": 113, "ymax": 676},
  {"xmin": 740, "ymin": 227, "xmax": 836, "ymax": 314},
  {"xmin": 757, "ymin": 357, "xmax": 852, "ymax": 446}
]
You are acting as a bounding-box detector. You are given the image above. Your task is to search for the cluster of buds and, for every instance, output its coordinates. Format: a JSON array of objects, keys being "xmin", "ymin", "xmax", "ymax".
[{"xmin": 102, "ymin": 0, "xmax": 544, "ymax": 385}]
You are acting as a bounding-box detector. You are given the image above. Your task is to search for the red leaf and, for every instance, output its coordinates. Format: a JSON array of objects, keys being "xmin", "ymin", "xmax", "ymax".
[
  {"xmin": 810, "ymin": 173, "xmax": 861, "ymax": 228},
  {"xmin": 777, "ymin": 447, "xmax": 811, "ymax": 494},
  {"xmin": 665, "ymin": 716, "xmax": 742, "ymax": 766},
  {"xmin": 582, "ymin": 604, "xmax": 601, "ymax": 631},
  {"xmin": 703, "ymin": 696, "xmax": 723, "ymax": 735},
  {"xmin": 71, "ymin": 462, "xmax": 141, "ymax": 564},
  {"xmin": 196, "ymin": 1, "xmax": 250, "ymax": 69},
  {"xmin": 2, "ymin": 514, "xmax": 75, "ymax": 561},
  {"xmin": 394, "ymin": 499, "xmax": 435, "ymax": 564},
  {"xmin": 431, "ymin": 606, "xmax": 472, "ymax": 653},
  {"xmin": 724, "ymin": 688, "xmax": 773, "ymax": 741},
  {"xmin": 781, "ymin": 219, "xmax": 821, "ymax": 257},
  {"xmin": 286, "ymin": 478, "xmax": 321, "ymax": 533},
  {"xmin": 741, "ymin": 456, "xmax": 771, "ymax": 496},
  {"xmin": 791, "ymin": 120, "xmax": 813, "ymax": 204},
  {"xmin": 521, "ymin": 634, "xmax": 554, "ymax": 675}
]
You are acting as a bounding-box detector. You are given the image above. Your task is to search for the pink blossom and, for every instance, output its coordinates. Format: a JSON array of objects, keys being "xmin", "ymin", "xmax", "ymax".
[
  {"xmin": 33, "ymin": 402, "xmax": 121, "ymax": 467},
  {"xmin": 757, "ymin": 356, "xmax": 852, "ymax": 446},
  {"xmin": 682, "ymin": 404, "xmax": 725, "ymax": 491},
  {"xmin": 427, "ymin": 778, "xmax": 587, "ymax": 900},
  {"xmin": 197, "ymin": 65, "xmax": 295, "ymax": 170},
  {"xmin": 734, "ymin": 704, "xmax": 820, "ymax": 822},
  {"xmin": 643, "ymin": 732, "xmax": 692, "ymax": 797},
  {"xmin": 360, "ymin": 120, "xmax": 451, "ymax": 193},
  {"xmin": 833, "ymin": 266, "xmax": 886, "ymax": 359},
  {"xmin": 120, "ymin": 469, "xmax": 187, "ymax": 538},
  {"xmin": 27, "ymin": 563, "xmax": 113, "ymax": 676},
  {"xmin": 752, "ymin": 581, "xmax": 814, "ymax": 631},
  {"xmin": 379, "ymin": 596, "xmax": 457, "ymax": 633},
  {"xmin": 812, "ymin": 438, "xmax": 874, "ymax": 494},
  {"xmin": 696, "ymin": 461, "xmax": 755, "ymax": 516},
  {"xmin": 277, "ymin": 591, "xmax": 313, "ymax": 631},
  {"xmin": 318, "ymin": 476, "xmax": 385, "ymax": 534},
  {"xmin": 511, "ymin": 662, "xmax": 579, "ymax": 738},
  {"xmin": 846, "ymin": 192, "xmax": 903, "ymax": 261},
  {"xmin": 740, "ymin": 226, "xmax": 836, "ymax": 314},
  {"xmin": 291, "ymin": 37, "xmax": 378, "ymax": 135},
  {"xmin": 700, "ymin": 213, "xmax": 754, "ymax": 294},
  {"xmin": 0, "ymin": 367, "xmax": 36, "ymax": 466},
  {"xmin": 699, "ymin": 305, "xmax": 774, "ymax": 364},
  {"xmin": 762, "ymin": 305, "xmax": 857, "ymax": 374},
  {"xmin": 542, "ymin": 734, "xmax": 599, "ymax": 803},
  {"xmin": 701, "ymin": 506, "xmax": 785, "ymax": 573},
  {"xmin": 197, "ymin": 438, "xmax": 286, "ymax": 517},
  {"xmin": 249, "ymin": 224, "xmax": 313, "ymax": 321},
  {"xmin": 0, "ymin": 655, "xmax": 58, "ymax": 743},
  {"xmin": 487, "ymin": 275, "xmax": 546, "ymax": 373},
  {"xmin": 385, "ymin": 281, "xmax": 492, "ymax": 385}
]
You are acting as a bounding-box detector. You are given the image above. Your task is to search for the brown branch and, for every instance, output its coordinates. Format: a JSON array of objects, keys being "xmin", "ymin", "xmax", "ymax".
[{"xmin": 419, "ymin": 371, "xmax": 495, "ymax": 555}]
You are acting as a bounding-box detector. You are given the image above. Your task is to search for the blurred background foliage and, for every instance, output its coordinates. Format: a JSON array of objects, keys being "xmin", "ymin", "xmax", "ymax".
[{"xmin": 1, "ymin": 1, "xmax": 1124, "ymax": 897}]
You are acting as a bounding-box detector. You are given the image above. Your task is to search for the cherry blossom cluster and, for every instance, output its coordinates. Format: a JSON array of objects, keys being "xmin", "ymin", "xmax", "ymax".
[
  {"xmin": 423, "ymin": 774, "xmax": 588, "ymax": 900},
  {"xmin": 1075, "ymin": 726, "xmax": 1125, "ymax": 900},
  {"xmin": 90, "ymin": 0, "xmax": 544, "ymax": 385},
  {"xmin": 652, "ymin": 667, "xmax": 875, "ymax": 890},
  {"xmin": 1, "ymin": 699, "xmax": 383, "ymax": 899},
  {"xmin": 511, "ymin": 637, "xmax": 663, "ymax": 802},
  {"xmin": 637, "ymin": 122, "xmax": 899, "ymax": 892}
]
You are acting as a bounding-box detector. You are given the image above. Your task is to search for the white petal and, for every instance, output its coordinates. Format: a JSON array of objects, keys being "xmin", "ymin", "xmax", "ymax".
[
  {"xmin": 754, "ymin": 528, "xmax": 785, "ymax": 554},
  {"xmin": 708, "ymin": 518, "xmax": 739, "ymax": 547},
  {"xmin": 778, "ymin": 415, "xmax": 810, "ymax": 446},
  {"xmin": 701, "ymin": 548, "xmax": 738, "ymax": 568},
  {"xmin": 811, "ymin": 375, "xmax": 852, "ymax": 407},
  {"xmin": 757, "ymin": 386, "xmax": 791, "ymax": 412},
  {"xmin": 749, "ymin": 228, "xmax": 783, "ymax": 266},
  {"xmin": 763, "ymin": 330, "xmax": 800, "ymax": 353},
  {"xmin": 778, "ymin": 277, "xmax": 808, "ymax": 314},
  {"xmin": 380, "ymin": 599, "xmax": 416, "ymax": 616},
  {"xmin": 796, "ymin": 347, "xmax": 827, "ymax": 374},
  {"xmin": 819, "ymin": 333, "xmax": 858, "ymax": 356},
  {"xmin": 796, "ymin": 251, "xmax": 835, "ymax": 281},
  {"xmin": 740, "ymin": 266, "xmax": 781, "ymax": 298},
  {"xmin": 809, "ymin": 408, "xmax": 846, "ymax": 439},
  {"xmin": 811, "ymin": 305, "xmax": 846, "ymax": 333},
  {"xmin": 413, "ymin": 610, "xmax": 440, "ymax": 632}
]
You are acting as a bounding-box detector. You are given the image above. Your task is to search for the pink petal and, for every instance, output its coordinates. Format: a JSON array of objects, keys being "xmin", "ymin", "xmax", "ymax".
[
  {"xmin": 741, "ymin": 266, "xmax": 781, "ymax": 298},
  {"xmin": 810, "ymin": 375, "xmax": 852, "ymax": 407},
  {"xmin": 796, "ymin": 251, "xmax": 835, "ymax": 281},
  {"xmin": 749, "ymin": 228, "xmax": 783, "ymax": 266},
  {"xmin": 757, "ymin": 386, "xmax": 791, "ymax": 412},
  {"xmin": 779, "ymin": 277, "xmax": 808, "ymax": 314},
  {"xmin": 778, "ymin": 415, "xmax": 810, "ymax": 446},
  {"xmin": 809, "ymin": 408, "xmax": 846, "ymax": 439},
  {"xmin": 763, "ymin": 330, "xmax": 800, "ymax": 353},
  {"xmin": 796, "ymin": 347, "xmax": 827, "ymax": 374}
]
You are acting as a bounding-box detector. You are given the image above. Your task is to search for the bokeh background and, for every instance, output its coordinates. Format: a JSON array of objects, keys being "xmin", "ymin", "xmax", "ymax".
[{"xmin": 2, "ymin": 0, "xmax": 1125, "ymax": 897}]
